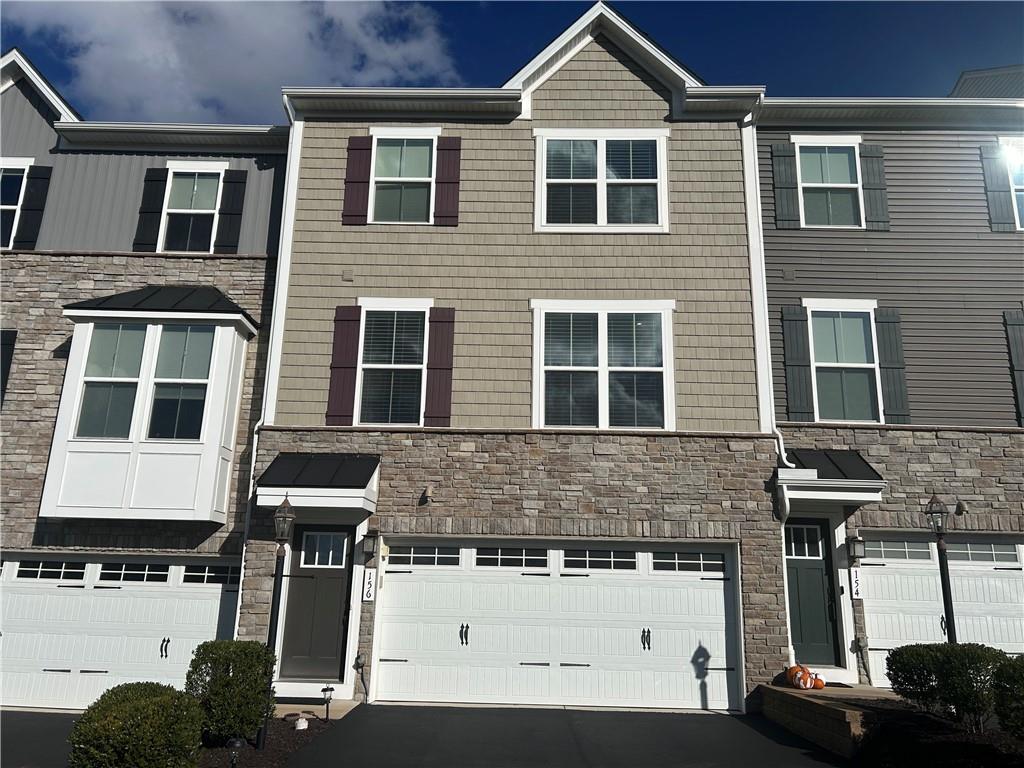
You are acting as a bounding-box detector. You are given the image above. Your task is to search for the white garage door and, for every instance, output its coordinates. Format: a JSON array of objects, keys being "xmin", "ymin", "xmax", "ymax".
[
  {"xmin": 860, "ymin": 537, "xmax": 1024, "ymax": 685},
  {"xmin": 372, "ymin": 542, "xmax": 741, "ymax": 711},
  {"xmin": 1, "ymin": 558, "xmax": 239, "ymax": 709}
]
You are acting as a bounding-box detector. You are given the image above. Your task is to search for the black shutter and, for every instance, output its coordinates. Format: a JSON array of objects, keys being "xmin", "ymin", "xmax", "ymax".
[
  {"xmin": 781, "ymin": 305, "xmax": 814, "ymax": 421},
  {"xmin": 772, "ymin": 143, "xmax": 801, "ymax": 229},
  {"xmin": 342, "ymin": 136, "xmax": 372, "ymax": 226},
  {"xmin": 433, "ymin": 137, "xmax": 461, "ymax": 227},
  {"xmin": 1005, "ymin": 310, "xmax": 1024, "ymax": 426},
  {"xmin": 423, "ymin": 307, "xmax": 455, "ymax": 426},
  {"xmin": 980, "ymin": 145, "xmax": 1017, "ymax": 232},
  {"xmin": 0, "ymin": 329, "xmax": 15, "ymax": 405},
  {"xmin": 11, "ymin": 166, "xmax": 52, "ymax": 250},
  {"xmin": 860, "ymin": 145, "xmax": 890, "ymax": 231},
  {"xmin": 875, "ymin": 308, "xmax": 911, "ymax": 424},
  {"xmin": 132, "ymin": 168, "xmax": 169, "ymax": 252},
  {"xmin": 326, "ymin": 306, "xmax": 361, "ymax": 426},
  {"xmin": 213, "ymin": 169, "xmax": 247, "ymax": 254}
]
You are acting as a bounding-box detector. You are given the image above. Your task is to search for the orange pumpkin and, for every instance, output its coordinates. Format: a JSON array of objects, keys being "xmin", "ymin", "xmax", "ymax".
[
  {"xmin": 812, "ymin": 676, "xmax": 826, "ymax": 690},
  {"xmin": 786, "ymin": 664, "xmax": 814, "ymax": 689}
]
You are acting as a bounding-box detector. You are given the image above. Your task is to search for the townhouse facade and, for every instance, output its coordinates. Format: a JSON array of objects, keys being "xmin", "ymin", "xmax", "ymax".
[
  {"xmin": 1, "ymin": 2, "xmax": 1021, "ymax": 715},
  {"xmin": 0, "ymin": 49, "xmax": 286, "ymax": 708}
]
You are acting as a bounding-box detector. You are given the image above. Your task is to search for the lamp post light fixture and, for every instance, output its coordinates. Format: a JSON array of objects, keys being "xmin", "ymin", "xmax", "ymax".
[
  {"xmin": 321, "ymin": 684, "xmax": 335, "ymax": 721},
  {"xmin": 924, "ymin": 492, "xmax": 957, "ymax": 644},
  {"xmin": 256, "ymin": 495, "xmax": 296, "ymax": 750}
]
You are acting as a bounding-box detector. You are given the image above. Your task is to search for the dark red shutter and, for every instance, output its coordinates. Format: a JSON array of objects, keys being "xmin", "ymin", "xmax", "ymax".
[
  {"xmin": 342, "ymin": 136, "xmax": 373, "ymax": 226},
  {"xmin": 326, "ymin": 305, "xmax": 361, "ymax": 425},
  {"xmin": 423, "ymin": 307, "xmax": 455, "ymax": 426},
  {"xmin": 433, "ymin": 137, "xmax": 461, "ymax": 227}
]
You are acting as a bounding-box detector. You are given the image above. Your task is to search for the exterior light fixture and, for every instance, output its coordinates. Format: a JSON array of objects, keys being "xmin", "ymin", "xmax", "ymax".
[
  {"xmin": 846, "ymin": 535, "xmax": 866, "ymax": 561},
  {"xmin": 321, "ymin": 684, "xmax": 335, "ymax": 720},
  {"xmin": 273, "ymin": 494, "xmax": 295, "ymax": 546},
  {"xmin": 924, "ymin": 491, "xmax": 957, "ymax": 644},
  {"xmin": 362, "ymin": 530, "xmax": 378, "ymax": 557}
]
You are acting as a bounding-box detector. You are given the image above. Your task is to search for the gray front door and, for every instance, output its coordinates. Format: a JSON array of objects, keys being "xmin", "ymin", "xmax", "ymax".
[
  {"xmin": 785, "ymin": 520, "xmax": 840, "ymax": 666},
  {"xmin": 280, "ymin": 525, "xmax": 354, "ymax": 680}
]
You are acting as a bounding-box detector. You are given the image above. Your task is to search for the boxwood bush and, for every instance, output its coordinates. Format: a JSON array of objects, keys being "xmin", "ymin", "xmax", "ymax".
[
  {"xmin": 68, "ymin": 682, "xmax": 202, "ymax": 768},
  {"xmin": 887, "ymin": 643, "xmax": 1008, "ymax": 733},
  {"xmin": 185, "ymin": 640, "xmax": 276, "ymax": 744},
  {"xmin": 994, "ymin": 654, "xmax": 1024, "ymax": 738}
]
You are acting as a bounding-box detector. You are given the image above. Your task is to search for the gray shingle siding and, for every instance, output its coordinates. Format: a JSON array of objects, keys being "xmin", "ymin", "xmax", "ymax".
[{"xmin": 760, "ymin": 130, "xmax": 1024, "ymax": 428}]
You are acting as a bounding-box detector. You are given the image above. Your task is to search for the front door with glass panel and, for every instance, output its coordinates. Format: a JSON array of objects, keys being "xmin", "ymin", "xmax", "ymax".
[
  {"xmin": 785, "ymin": 520, "xmax": 841, "ymax": 666},
  {"xmin": 280, "ymin": 526, "xmax": 354, "ymax": 680}
]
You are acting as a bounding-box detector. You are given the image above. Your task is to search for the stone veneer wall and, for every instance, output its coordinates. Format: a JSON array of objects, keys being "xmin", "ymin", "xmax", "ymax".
[
  {"xmin": 0, "ymin": 251, "xmax": 273, "ymax": 555},
  {"xmin": 782, "ymin": 423, "xmax": 1024, "ymax": 682},
  {"xmin": 239, "ymin": 427, "xmax": 789, "ymax": 701}
]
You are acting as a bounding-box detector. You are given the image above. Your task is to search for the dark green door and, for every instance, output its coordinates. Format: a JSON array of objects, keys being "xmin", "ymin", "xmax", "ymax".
[
  {"xmin": 280, "ymin": 525, "xmax": 354, "ymax": 680},
  {"xmin": 785, "ymin": 520, "xmax": 840, "ymax": 666}
]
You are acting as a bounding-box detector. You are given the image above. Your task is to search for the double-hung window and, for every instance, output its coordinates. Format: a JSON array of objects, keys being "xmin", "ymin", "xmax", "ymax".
[
  {"xmin": 148, "ymin": 325, "xmax": 215, "ymax": 440},
  {"xmin": 77, "ymin": 323, "xmax": 147, "ymax": 439},
  {"xmin": 532, "ymin": 300, "xmax": 675, "ymax": 430},
  {"xmin": 357, "ymin": 299, "xmax": 431, "ymax": 425},
  {"xmin": 0, "ymin": 158, "xmax": 32, "ymax": 250},
  {"xmin": 535, "ymin": 129, "xmax": 668, "ymax": 232},
  {"xmin": 159, "ymin": 162, "xmax": 226, "ymax": 252},
  {"xmin": 369, "ymin": 127, "xmax": 440, "ymax": 224},
  {"xmin": 805, "ymin": 299, "xmax": 883, "ymax": 423},
  {"xmin": 792, "ymin": 136, "xmax": 864, "ymax": 228},
  {"xmin": 1000, "ymin": 136, "xmax": 1024, "ymax": 230}
]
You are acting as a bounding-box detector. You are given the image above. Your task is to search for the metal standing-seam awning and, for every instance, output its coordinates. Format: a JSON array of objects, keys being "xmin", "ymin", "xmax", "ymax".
[
  {"xmin": 256, "ymin": 452, "xmax": 380, "ymax": 512},
  {"xmin": 775, "ymin": 448, "xmax": 887, "ymax": 518}
]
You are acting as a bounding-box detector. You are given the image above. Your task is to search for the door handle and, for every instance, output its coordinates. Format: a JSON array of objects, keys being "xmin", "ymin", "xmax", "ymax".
[
  {"xmin": 641, "ymin": 628, "xmax": 651, "ymax": 651},
  {"xmin": 459, "ymin": 624, "xmax": 466, "ymax": 646},
  {"xmin": 465, "ymin": 624, "xmax": 470, "ymax": 645},
  {"xmin": 159, "ymin": 637, "xmax": 170, "ymax": 658},
  {"xmin": 940, "ymin": 616, "xmax": 947, "ymax": 636}
]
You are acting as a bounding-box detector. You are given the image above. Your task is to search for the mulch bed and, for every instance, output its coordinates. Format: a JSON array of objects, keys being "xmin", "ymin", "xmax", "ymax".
[
  {"xmin": 844, "ymin": 700, "xmax": 1024, "ymax": 768},
  {"xmin": 197, "ymin": 717, "xmax": 331, "ymax": 768}
]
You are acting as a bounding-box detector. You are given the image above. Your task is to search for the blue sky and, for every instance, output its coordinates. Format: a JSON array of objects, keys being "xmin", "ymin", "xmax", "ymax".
[{"xmin": 3, "ymin": 1, "xmax": 1022, "ymax": 123}]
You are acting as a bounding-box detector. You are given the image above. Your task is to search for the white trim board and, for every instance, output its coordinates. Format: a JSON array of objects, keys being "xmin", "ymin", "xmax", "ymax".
[
  {"xmin": 62, "ymin": 309, "xmax": 256, "ymax": 338},
  {"xmin": 369, "ymin": 126, "xmax": 443, "ymax": 138},
  {"xmin": 0, "ymin": 49, "xmax": 79, "ymax": 122}
]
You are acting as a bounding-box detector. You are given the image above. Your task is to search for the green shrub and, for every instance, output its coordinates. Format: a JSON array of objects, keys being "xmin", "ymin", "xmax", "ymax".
[
  {"xmin": 934, "ymin": 643, "xmax": 1007, "ymax": 732},
  {"xmin": 185, "ymin": 640, "xmax": 275, "ymax": 744},
  {"xmin": 887, "ymin": 644, "xmax": 945, "ymax": 713},
  {"xmin": 68, "ymin": 682, "xmax": 202, "ymax": 768},
  {"xmin": 887, "ymin": 643, "xmax": 1008, "ymax": 733},
  {"xmin": 994, "ymin": 655, "xmax": 1024, "ymax": 738}
]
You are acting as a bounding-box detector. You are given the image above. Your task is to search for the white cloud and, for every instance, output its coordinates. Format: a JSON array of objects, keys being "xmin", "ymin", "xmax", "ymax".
[{"xmin": 4, "ymin": 1, "xmax": 462, "ymax": 123}]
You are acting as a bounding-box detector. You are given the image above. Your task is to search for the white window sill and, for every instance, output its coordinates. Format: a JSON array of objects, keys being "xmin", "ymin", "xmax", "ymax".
[
  {"xmin": 798, "ymin": 225, "xmax": 866, "ymax": 231},
  {"xmin": 535, "ymin": 225, "xmax": 669, "ymax": 234}
]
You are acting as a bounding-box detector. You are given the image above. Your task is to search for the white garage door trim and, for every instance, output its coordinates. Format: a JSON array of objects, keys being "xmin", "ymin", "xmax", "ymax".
[
  {"xmin": 859, "ymin": 534, "xmax": 1024, "ymax": 686},
  {"xmin": 369, "ymin": 540, "xmax": 744, "ymax": 712},
  {"xmin": 1, "ymin": 556, "xmax": 239, "ymax": 710}
]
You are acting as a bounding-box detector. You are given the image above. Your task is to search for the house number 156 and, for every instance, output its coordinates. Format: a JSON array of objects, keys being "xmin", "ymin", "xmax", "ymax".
[{"xmin": 362, "ymin": 568, "xmax": 377, "ymax": 602}]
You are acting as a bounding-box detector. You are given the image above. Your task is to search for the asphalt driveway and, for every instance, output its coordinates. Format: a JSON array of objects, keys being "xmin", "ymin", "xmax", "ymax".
[
  {"xmin": 1, "ymin": 710, "xmax": 77, "ymax": 768},
  {"xmin": 288, "ymin": 704, "xmax": 845, "ymax": 768}
]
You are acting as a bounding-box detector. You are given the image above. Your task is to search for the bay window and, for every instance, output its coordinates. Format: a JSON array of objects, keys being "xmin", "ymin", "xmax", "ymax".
[
  {"xmin": 534, "ymin": 129, "xmax": 668, "ymax": 232},
  {"xmin": 532, "ymin": 300, "xmax": 675, "ymax": 430}
]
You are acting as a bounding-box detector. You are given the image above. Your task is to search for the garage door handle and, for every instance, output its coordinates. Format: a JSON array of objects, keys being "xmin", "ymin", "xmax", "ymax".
[
  {"xmin": 641, "ymin": 628, "xmax": 651, "ymax": 651},
  {"xmin": 159, "ymin": 637, "xmax": 170, "ymax": 658},
  {"xmin": 940, "ymin": 616, "xmax": 947, "ymax": 636}
]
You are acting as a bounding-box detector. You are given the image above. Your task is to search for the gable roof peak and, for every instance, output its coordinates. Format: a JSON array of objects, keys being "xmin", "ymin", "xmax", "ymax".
[{"xmin": 1, "ymin": 47, "xmax": 80, "ymax": 122}]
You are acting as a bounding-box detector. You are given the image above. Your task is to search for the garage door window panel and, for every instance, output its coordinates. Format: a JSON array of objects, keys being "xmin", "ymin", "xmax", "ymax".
[
  {"xmin": 475, "ymin": 548, "xmax": 548, "ymax": 568},
  {"xmin": 863, "ymin": 540, "xmax": 931, "ymax": 561},
  {"xmin": 946, "ymin": 542, "xmax": 1019, "ymax": 563},
  {"xmin": 387, "ymin": 545, "xmax": 460, "ymax": 566},
  {"xmin": 652, "ymin": 552, "xmax": 726, "ymax": 573},
  {"xmin": 16, "ymin": 560, "xmax": 86, "ymax": 580},
  {"xmin": 563, "ymin": 549, "xmax": 637, "ymax": 570},
  {"xmin": 99, "ymin": 562, "xmax": 170, "ymax": 583},
  {"xmin": 183, "ymin": 564, "xmax": 241, "ymax": 584}
]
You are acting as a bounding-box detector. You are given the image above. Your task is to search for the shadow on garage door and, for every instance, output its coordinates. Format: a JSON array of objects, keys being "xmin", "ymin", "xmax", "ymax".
[{"xmin": 287, "ymin": 704, "xmax": 846, "ymax": 768}]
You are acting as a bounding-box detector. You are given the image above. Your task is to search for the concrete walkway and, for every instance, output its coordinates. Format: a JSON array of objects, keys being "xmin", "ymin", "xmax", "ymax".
[{"xmin": 287, "ymin": 704, "xmax": 846, "ymax": 767}]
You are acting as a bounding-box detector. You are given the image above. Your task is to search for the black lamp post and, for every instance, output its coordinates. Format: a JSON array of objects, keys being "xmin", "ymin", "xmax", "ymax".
[
  {"xmin": 256, "ymin": 495, "xmax": 295, "ymax": 750},
  {"xmin": 924, "ymin": 492, "xmax": 957, "ymax": 644}
]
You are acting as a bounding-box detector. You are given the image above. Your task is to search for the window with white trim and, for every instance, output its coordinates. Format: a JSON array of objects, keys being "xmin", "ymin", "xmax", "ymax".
[
  {"xmin": 16, "ymin": 560, "xmax": 86, "ymax": 580},
  {"xmin": 357, "ymin": 305, "xmax": 428, "ymax": 425},
  {"xmin": 183, "ymin": 564, "xmax": 241, "ymax": 584},
  {"xmin": 475, "ymin": 547, "xmax": 548, "ymax": 568},
  {"xmin": 534, "ymin": 131, "xmax": 668, "ymax": 232},
  {"xmin": 387, "ymin": 545, "xmax": 460, "ymax": 566},
  {"xmin": 100, "ymin": 562, "xmax": 170, "ymax": 582},
  {"xmin": 370, "ymin": 133, "xmax": 436, "ymax": 224},
  {"xmin": 77, "ymin": 322, "xmax": 146, "ymax": 439},
  {"xmin": 563, "ymin": 549, "xmax": 637, "ymax": 570},
  {"xmin": 300, "ymin": 532, "xmax": 347, "ymax": 568},
  {"xmin": 792, "ymin": 137, "xmax": 864, "ymax": 228},
  {"xmin": 863, "ymin": 540, "xmax": 931, "ymax": 560},
  {"xmin": 1001, "ymin": 137, "xmax": 1024, "ymax": 230},
  {"xmin": 533, "ymin": 301, "xmax": 674, "ymax": 430},
  {"xmin": 148, "ymin": 325, "xmax": 214, "ymax": 440},
  {"xmin": 652, "ymin": 552, "xmax": 725, "ymax": 573},
  {"xmin": 0, "ymin": 159, "xmax": 32, "ymax": 250},
  {"xmin": 946, "ymin": 541, "xmax": 1019, "ymax": 563},
  {"xmin": 806, "ymin": 300, "xmax": 883, "ymax": 423},
  {"xmin": 159, "ymin": 164, "xmax": 225, "ymax": 253},
  {"xmin": 785, "ymin": 525, "xmax": 825, "ymax": 559}
]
